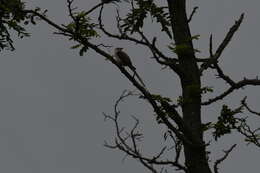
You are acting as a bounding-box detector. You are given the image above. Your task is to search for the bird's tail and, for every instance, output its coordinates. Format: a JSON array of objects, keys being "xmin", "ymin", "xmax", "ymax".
[
  {"xmin": 129, "ymin": 65, "xmax": 146, "ymax": 87},
  {"xmin": 130, "ymin": 68, "xmax": 146, "ymax": 88},
  {"xmin": 135, "ymin": 72, "xmax": 146, "ymax": 88}
]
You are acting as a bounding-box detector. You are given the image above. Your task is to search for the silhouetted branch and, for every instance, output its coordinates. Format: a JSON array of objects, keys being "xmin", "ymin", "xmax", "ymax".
[
  {"xmin": 241, "ymin": 97, "xmax": 260, "ymax": 116},
  {"xmin": 214, "ymin": 144, "xmax": 237, "ymax": 173},
  {"xmin": 66, "ymin": 0, "xmax": 77, "ymax": 21},
  {"xmin": 209, "ymin": 34, "xmax": 213, "ymax": 57},
  {"xmin": 200, "ymin": 14, "xmax": 244, "ymax": 72},
  {"xmin": 98, "ymin": 4, "xmax": 182, "ymax": 76},
  {"xmin": 237, "ymin": 121, "xmax": 260, "ymax": 147},
  {"xmin": 104, "ymin": 91, "xmax": 187, "ymax": 172},
  {"xmin": 98, "ymin": 5, "xmax": 147, "ymax": 45},
  {"xmin": 137, "ymin": 31, "xmax": 183, "ymax": 76},
  {"xmin": 202, "ymin": 77, "xmax": 260, "ymax": 105},
  {"xmin": 215, "ymin": 14, "xmax": 244, "ymax": 60},
  {"xmin": 213, "ymin": 63, "xmax": 236, "ymax": 86},
  {"xmin": 188, "ymin": 6, "xmax": 198, "ymax": 23},
  {"xmin": 24, "ymin": 10, "xmax": 69, "ymax": 33}
]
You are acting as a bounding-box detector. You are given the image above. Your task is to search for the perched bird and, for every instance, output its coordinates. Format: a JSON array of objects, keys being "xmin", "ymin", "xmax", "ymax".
[
  {"xmin": 114, "ymin": 47, "xmax": 146, "ymax": 87},
  {"xmin": 114, "ymin": 48, "xmax": 136, "ymax": 71}
]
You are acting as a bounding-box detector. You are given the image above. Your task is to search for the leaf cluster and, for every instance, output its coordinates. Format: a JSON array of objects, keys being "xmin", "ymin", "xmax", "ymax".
[
  {"xmin": 213, "ymin": 105, "xmax": 244, "ymax": 140},
  {"xmin": 168, "ymin": 35, "xmax": 201, "ymax": 54},
  {"xmin": 66, "ymin": 12, "xmax": 99, "ymax": 39},
  {"xmin": 66, "ymin": 12, "xmax": 99, "ymax": 56},
  {"xmin": 0, "ymin": 0, "xmax": 30, "ymax": 51},
  {"xmin": 121, "ymin": 0, "xmax": 171, "ymax": 37},
  {"xmin": 0, "ymin": 0, "xmax": 44, "ymax": 51},
  {"xmin": 151, "ymin": 94, "xmax": 171, "ymax": 123}
]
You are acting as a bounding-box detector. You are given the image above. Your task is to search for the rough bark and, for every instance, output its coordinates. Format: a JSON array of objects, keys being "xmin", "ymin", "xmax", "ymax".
[{"xmin": 167, "ymin": 0, "xmax": 212, "ymax": 172}]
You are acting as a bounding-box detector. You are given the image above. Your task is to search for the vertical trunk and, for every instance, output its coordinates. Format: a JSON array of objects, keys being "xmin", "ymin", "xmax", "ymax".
[{"xmin": 167, "ymin": 0, "xmax": 212, "ymax": 172}]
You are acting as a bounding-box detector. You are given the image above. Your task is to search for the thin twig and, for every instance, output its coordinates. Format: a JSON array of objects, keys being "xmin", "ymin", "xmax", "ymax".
[
  {"xmin": 200, "ymin": 14, "xmax": 244, "ymax": 72},
  {"xmin": 214, "ymin": 14, "xmax": 244, "ymax": 60},
  {"xmin": 188, "ymin": 6, "xmax": 198, "ymax": 23},
  {"xmin": 202, "ymin": 77, "xmax": 260, "ymax": 105},
  {"xmin": 214, "ymin": 144, "xmax": 237, "ymax": 173},
  {"xmin": 241, "ymin": 97, "xmax": 260, "ymax": 116}
]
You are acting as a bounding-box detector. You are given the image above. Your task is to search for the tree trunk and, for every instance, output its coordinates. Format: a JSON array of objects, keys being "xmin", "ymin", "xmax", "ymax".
[{"xmin": 167, "ymin": 0, "xmax": 212, "ymax": 172}]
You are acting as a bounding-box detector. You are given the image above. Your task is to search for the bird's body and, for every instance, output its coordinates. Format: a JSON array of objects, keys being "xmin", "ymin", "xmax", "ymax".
[
  {"xmin": 114, "ymin": 48, "xmax": 136, "ymax": 70},
  {"xmin": 114, "ymin": 48, "xmax": 146, "ymax": 87}
]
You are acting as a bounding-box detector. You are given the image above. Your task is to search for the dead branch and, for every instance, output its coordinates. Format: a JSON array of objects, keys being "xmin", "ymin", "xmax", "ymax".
[
  {"xmin": 213, "ymin": 144, "xmax": 237, "ymax": 173},
  {"xmin": 241, "ymin": 97, "xmax": 260, "ymax": 116},
  {"xmin": 104, "ymin": 91, "xmax": 187, "ymax": 172},
  {"xmin": 200, "ymin": 14, "xmax": 244, "ymax": 72},
  {"xmin": 214, "ymin": 14, "xmax": 244, "ymax": 60},
  {"xmin": 202, "ymin": 77, "xmax": 260, "ymax": 105},
  {"xmin": 188, "ymin": 6, "xmax": 198, "ymax": 23},
  {"xmin": 237, "ymin": 121, "xmax": 260, "ymax": 147}
]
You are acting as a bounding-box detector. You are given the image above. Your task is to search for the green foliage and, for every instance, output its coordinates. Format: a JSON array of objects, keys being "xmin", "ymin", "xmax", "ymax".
[
  {"xmin": 201, "ymin": 86, "xmax": 214, "ymax": 94},
  {"xmin": 201, "ymin": 122, "xmax": 214, "ymax": 132},
  {"xmin": 0, "ymin": 0, "xmax": 27, "ymax": 51},
  {"xmin": 0, "ymin": 0, "xmax": 43, "ymax": 51},
  {"xmin": 121, "ymin": 0, "xmax": 171, "ymax": 38},
  {"xmin": 66, "ymin": 11, "xmax": 99, "ymax": 56},
  {"xmin": 190, "ymin": 34, "xmax": 200, "ymax": 40},
  {"xmin": 213, "ymin": 105, "xmax": 244, "ymax": 140},
  {"xmin": 168, "ymin": 43, "xmax": 191, "ymax": 54},
  {"xmin": 168, "ymin": 35, "xmax": 201, "ymax": 54},
  {"xmin": 177, "ymin": 96, "xmax": 184, "ymax": 106},
  {"xmin": 66, "ymin": 12, "xmax": 99, "ymax": 39},
  {"xmin": 151, "ymin": 94, "xmax": 172, "ymax": 103},
  {"xmin": 151, "ymin": 94, "xmax": 173, "ymax": 124}
]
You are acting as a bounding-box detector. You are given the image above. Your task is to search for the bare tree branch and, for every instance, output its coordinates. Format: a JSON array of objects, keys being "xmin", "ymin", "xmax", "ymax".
[
  {"xmin": 24, "ymin": 10, "xmax": 69, "ymax": 34},
  {"xmin": 104, "ymin": 91, "xmax": 187, "ymax": 172},
  {"xmin": 214, "ymin": 144, "xmax": 237, "ymax": 173},
  {"xmin": 213, "ymin": 63, "xmax": 236, "ymax": 86},
  {"xmin": 209, "ymin": 34, "xmax": 213, "ymax": 57},
  {"xmin": 200, "ymin": 14, "xmax": 244, "ymax": 72},
  {"xmin": 215, "ymin": 13, "xmax": 244, "ymax": 60},
  {"xmin": 98, "ymin": 5, "xmax": 147, "ymax": 46},
  {"xmin": 188, "ymin": 6, "xmax": 198, "ymax": 23},
  {"xmin": 237, "ymin": 121, "xmax": 260, "ymax": 147},
  {"xmin": 27, "ymin": 5, "xmax": 209, "ymax": 149},
  {"xmin": 241, "ymin": 97, "xmax": 260, "ymax": 116},
  {"xmin": 136, "ymin": 31, "xmax": 184, "ymax": 76},
  {"xmin": 202, "ymin": 77, "xmax": 260, "ymax": 105},
  {"xmin": 98, "ymin": 5, "xmax": 183, "ymax": 76}
]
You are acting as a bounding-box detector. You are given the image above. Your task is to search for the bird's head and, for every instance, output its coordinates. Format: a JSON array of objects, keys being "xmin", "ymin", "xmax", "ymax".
[{"xmin": 114, "ymin": 47, "xmax": 123, "ymax": 53}]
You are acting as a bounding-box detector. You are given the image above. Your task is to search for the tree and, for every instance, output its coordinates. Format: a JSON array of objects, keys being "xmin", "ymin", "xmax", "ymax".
[{"xmin": 1, "ymin": 0, "xmax": 259, "ymax": 173}]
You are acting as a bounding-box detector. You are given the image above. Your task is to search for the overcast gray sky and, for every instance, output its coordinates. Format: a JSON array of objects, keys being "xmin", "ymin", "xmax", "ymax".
[{"xmin": 0, "ymin": 0, "xmax": 259, "ymax": 173}]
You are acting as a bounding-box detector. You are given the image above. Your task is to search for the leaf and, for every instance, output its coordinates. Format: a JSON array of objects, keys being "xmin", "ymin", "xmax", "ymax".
[
  {"xmin": 79, "ymin": 46, "xmax": 88, "ymax": 56},
  {"xmin": 70, "ymin": 44, "xmax": 81, "ymax": 49},
  {"xmin": 191, "ymin": 34, "xmax": 200, "ymax": 40}
]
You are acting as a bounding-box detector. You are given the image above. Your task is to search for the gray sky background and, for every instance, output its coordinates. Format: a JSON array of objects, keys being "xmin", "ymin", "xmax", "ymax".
[{"xmin": 0, "ymin": 0, "xmax": 259, "ymax": 173}]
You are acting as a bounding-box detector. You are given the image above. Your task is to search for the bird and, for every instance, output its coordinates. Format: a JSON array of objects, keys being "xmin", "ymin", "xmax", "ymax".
[
  {"xmin": 114, "ymin": 47, "xmax": 146, "ymax": 87},
  {"xmin": 114, "ymin": 48, "xmax": 136, "ymax": 71}
]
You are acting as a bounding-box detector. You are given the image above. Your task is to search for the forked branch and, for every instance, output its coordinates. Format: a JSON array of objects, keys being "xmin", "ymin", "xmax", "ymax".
[
  {"xmin": 103, "ymin": 91, "xmax": 187, "ymax": 172},
  {"xmin": 241, "ymin": 97, "xmax": 260, "ymax": 116},
  {"xmin": 202, "ymin": 77, "xmax": 260, "ymax": 105},
  {"xmin": 200, "ymin": 13, "xmax": 244, "ymax": 72},
  {"xmin": 214, "ymin": 144, "xmax": 237, "ymax": 173}
]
